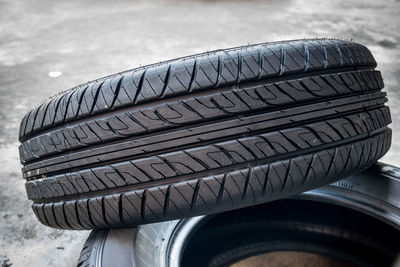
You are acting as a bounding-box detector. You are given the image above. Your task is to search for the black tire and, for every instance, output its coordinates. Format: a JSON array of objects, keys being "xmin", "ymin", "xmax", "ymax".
[
  {"xmin": 75, "ymin": 163, "xmax": 400, "ymax": 267},
  {"xmin": 77, "ymin": 231, "xmax": 108, "ymax": 267},
  {"xmin": 77, "ymin": 229, "xmax": 136, "ymax": 267},
  {"xmin": 180, "ymin": 200, "xmax": 400, "ymax": 267},
  {"xmin": 19, "ymin": 39, "xmax": 391, "ymax": 230}
]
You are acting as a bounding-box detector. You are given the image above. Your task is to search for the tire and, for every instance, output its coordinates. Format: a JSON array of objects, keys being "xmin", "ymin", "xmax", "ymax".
[
  {"xmin": 76, "ymin": 163, "xmax": 400, "ymax": 267},
  {"xmin": 78, "ymin": 229, "xmax": 135, "ymax": 267},
  {"xmin": 20, "ymin": 39, "xmax": 391, "ymax": 230},
  {"xmin": 180, "ymin": 200, "xmax": 398, "ymax": 267}
]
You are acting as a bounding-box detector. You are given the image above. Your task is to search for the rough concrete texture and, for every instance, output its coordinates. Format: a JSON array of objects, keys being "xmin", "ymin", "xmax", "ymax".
[{"xmin": 0, "ymin": 0, "xmax": 399, "ymax": 266}]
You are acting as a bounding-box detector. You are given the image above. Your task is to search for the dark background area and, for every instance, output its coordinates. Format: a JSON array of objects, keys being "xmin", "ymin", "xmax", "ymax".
[{"xmin": 0, "ymin": 0, "xmax": 399, "ymax": 266}]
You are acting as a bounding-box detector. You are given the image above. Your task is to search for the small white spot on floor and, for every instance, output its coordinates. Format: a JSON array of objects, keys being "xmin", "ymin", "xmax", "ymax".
[{"xmin": 48, "ymin": 71, "xmax": 62, "ymax": 78}]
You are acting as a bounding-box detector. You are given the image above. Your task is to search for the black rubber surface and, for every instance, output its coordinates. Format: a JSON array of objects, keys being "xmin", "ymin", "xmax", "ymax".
[
  {"xmin": 19, "ymin": 39, "xmax": 392, "ymax": 229},
  {"xmin": 76, "ymin": 172, "xmax": 400, "ymax": 267},
  {"xmin": 181, "ymin": 200, "xmax": 400, "ymax": 267},
  {"xmin": 77, "ymin": 230, "xmax": 108, "ymax": 267}
]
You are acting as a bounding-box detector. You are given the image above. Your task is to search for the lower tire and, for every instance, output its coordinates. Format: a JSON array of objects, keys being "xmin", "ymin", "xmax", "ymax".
[{"xmin": 77, "ymin": 163, "xmax": 400, "ymax": 267}]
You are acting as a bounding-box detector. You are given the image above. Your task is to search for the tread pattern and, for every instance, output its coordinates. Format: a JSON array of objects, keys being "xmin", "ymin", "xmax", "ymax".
[
  {"xmin": 22, "ymin": 90, "xmax": 387, "ymax": 179},
  {"xmin": 32, "ymin": 130, "xmax": 391, "ymax": 230},
  {"xmin": 25, "ymin": 107, "xmax": 391, "ymax": 201},
  {"xmin": 19, "ymin": 69, "xmax": 383, "ymax": 165},
  {"xmin": 18, "ymin": 39, "xmax": 392, "ymax": 230},
  {"xmin": 19, "ymin": 39, "xmax": 375, "ymax": 143}
]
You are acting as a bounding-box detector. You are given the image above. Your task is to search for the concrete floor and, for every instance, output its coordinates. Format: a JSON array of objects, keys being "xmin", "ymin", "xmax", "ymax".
[{"xmin": 0, "ymin": 0, "xmax": 399, "ymax": 266}]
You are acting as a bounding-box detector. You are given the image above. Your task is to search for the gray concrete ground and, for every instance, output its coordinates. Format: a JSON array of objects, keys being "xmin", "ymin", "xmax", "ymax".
[{"xmin": 0, "ymin": 0, "xmax": 399, "ymax": 266}]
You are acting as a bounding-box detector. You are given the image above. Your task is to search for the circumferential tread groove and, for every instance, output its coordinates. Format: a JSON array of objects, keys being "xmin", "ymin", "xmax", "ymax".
[
  {"xmin": 22, "ymin": 92, "xmax": 387, "ymax": 178},
  {"xmin": 20, "ymin": 39, "xmax": 390, "ymax": 230},
  {"xmin": 19, "ymin": 39, "xmax": 376, "ymax": 142},
  {"xmin": 26, "ymin": 106, "xmax": 390, "ymax": 197},
  {"xmin": 33, "ymin": 129, "xmax": 391, "ymax": 229},
  {"xmin": 19, "ymin": 68, "xmax": 383, "ymax": 166}
]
